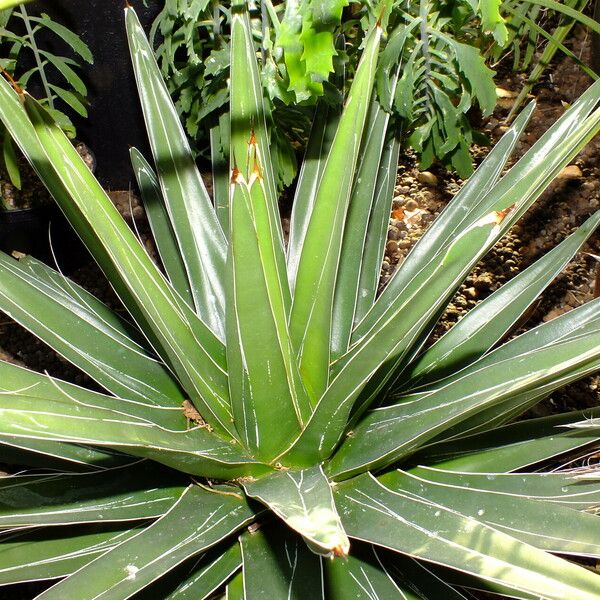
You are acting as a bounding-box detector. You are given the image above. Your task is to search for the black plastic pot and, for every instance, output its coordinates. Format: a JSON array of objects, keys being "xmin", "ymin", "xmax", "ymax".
[{"xmin": 0, "ymin": 205, "xmax": 90, "ymax": 272}]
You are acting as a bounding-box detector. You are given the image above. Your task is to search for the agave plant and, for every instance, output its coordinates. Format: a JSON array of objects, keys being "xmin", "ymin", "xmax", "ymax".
[{"xmin": 0, "ymin": 2, "xmax": 600, "ymax": 598}]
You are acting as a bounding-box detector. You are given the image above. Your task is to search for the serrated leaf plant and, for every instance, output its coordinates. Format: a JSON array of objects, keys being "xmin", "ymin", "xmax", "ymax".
[{"xmin": 0, "ymin": 2, "xmax": 600, "ymax": 598}]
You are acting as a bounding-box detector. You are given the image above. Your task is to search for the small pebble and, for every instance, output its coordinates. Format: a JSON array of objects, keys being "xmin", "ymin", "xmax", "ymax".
[{"xmin": 417, "ymin": 171, "xmax": 438, "ymax": 186}]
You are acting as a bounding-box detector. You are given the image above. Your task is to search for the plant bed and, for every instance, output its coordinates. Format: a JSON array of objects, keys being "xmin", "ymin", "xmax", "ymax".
[{"xmin": 0, "ymin": 4, "xmax": 599, "ymax": 600}]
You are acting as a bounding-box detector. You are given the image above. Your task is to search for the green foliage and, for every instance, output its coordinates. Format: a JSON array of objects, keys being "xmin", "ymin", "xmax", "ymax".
[
  {"xmin": 0, "ymin": 4, "xmax": 92, "ymax": 195},
  {"xmin": 0, "ymin": 4, "xmax": 599, "ymax": 598},
  {"xmin": 152, "ymin": 0, "xmax": 599, "ymax": 180}
]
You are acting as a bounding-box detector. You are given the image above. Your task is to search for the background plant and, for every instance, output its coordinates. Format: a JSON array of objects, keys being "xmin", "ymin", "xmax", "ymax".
[
  {"xmin": 0, "ymin": 3, "xmax": 91, "ymax": 198},
  {"xmin": 0, "ymin": 2, "xmax": 598, "ymax": 597},
  {"xmin": 152, "ymin": 0, "xmax": 600, "ymax": 179}
]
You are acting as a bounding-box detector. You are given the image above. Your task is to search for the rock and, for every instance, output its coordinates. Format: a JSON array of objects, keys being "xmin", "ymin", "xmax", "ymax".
[
  {"xmin": 496, "ymin": 87, "xmax": 517, "ymax": 99},
  {"xmin": 417, "ymin": 171, "xmax": 438, "ymax": 186},
  {"xmin": 388, "ymin": 225, "xmax": 401, "ymax": 240},
  {"xmin": 473, "ymin": 274, "xmax": 494, "ymax": 289},
  {"xmin": 386, "ymin": 240, "xmax": 399, "ymax": 255},
  {"xmin": 558, "ymin": 165, "xmax": 583, "ymax": 179}
]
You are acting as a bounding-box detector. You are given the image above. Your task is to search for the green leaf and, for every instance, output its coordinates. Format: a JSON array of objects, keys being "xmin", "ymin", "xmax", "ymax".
[
  {"xmin": 414, "ymin": 408, "xmax": 600, "ymax": 474},
  {"xmin": 2, "ymin": 127, "xmax": 20, "ymax": 189},
  {"xmin": 0, "ymin": 525, "xmax": 140, "ymax": 585},
  {"xmin": 381, "ymin": 469, "xmax": 600, "ymax": 557},
  {"xmin": 328, "ymin": 321, "xmax": 600, "ymax": 479},
  {"xmin": 15, "ymin": 91, "xmax": 234, "ymax": 438},
  {"xmin": 47, "ymin": 84, "xmax": 88, "ymax": 117},
  {"xmin": 335, "ymin": 474, "xmax": 600, "ymax": 600},
  {"xmin": 377, "ymin": 552, "xmax": 469, "ymax": 599},
  {"xmin": 240, "ymin": 525, "xmax": 324, "ymax": 598},
  {"xmin": 227, "ymin": 174, "xmax": 311, "ymax": 460},
  {"xmin": 129, "ymin": 147, "xmax": 194, "ymax": 307},
  {"xmin": 0, "ymin": 253, "xmax": 188, "ymax": 417},
  {"xmin": 277, "ymin": 0, "xmax": 326, "ymax": 101},
  {"xmin": 39, "ymin": 51, "xmax": 87, "ymax": 96},
  {"xmin": 523, "ymin": 0, "xmax": 600, "ymax": 35},
  {"xmin": 0, "ymin": 436, "xmax": 132, "ymax": 472},
  {"xmin": 287, "ymin": 102, "xmax": 340, "ymax": 290},
  {"xmin": 35, "ymin": 485, "xmax": 258, "ymax": 600},
  {"xmin": 478, "ymin": 0, "xmax": 508, "ymax": 45},
  {"xmin": 430, "ymin": 296, "xmax": 600, "ymax": 440},
  {"xmin": 126, "ymin": 7, "xmax": 227, "ymax": 337},
  {"xmin": 361, "ymin": 100, "xmax": 533, "ymax": 330},
  {"xmin": 226, "ymin": 570, "xmax": 244, "ymax": 599},
  {"xmin": 394, "ymin": 46, "xmax": 418, "ymax": 121},
  {"xmin": 447, "ymin": 40, "xmax": 496, "ymax": 117},
  {"xmin": 0, "ymin": 360, "xmax": 270, "ymax": 480},
  {"xmin": 407, "ymin": 467, "xmax": 600, "ymax": 512},
  {"xmin": 0, "ymin": 462, "xmax": 184, "ymax": 528},
  {"xmin": 325, "ymin": 543, "xmax": 408, "ymax": 598},
  {"xmin": 405, "ymin": 210, "xmax": 600, "ymax": 387},
  {"xmin": 0, "ymin": 0, "xmax": 31, "ymax": 9},
  {"xmin": 242, "ymin": 465, "xmax": 349, "ymax": 557},
  {"xmin": 210, "ymin": 114, "xmax": 231, "ymax": 233},
  {"xmin": 331, "ymin": 85, "xmax": 600, "ymax": 425},
  {"xmin": 354, "ymin": 134, "xmax": 401, "ymax": 323},
  {"xmin": 376, "ymin": 24, "xmax": 414, "ymax": 112},
  {"xmin": 28, "ymin": 13, "xmax": 93, "ymax": 63},
  {"xmin": 229, "ymin": 0, "xmax": 281, "ymax": 243},
  {"xmin": 287, "ymin": 195, "xmax": 537, "ymax": 464},
  {"xmin": 289, "ymin": 21, "xmax": 382, "ymax": 400},
  {"xmin": 331, "ymin": 99, "xmax": 393, "ymax": 359},
  {"xmin": 164, "ymin": 542, "xmax": 241, "ymax": 600}
]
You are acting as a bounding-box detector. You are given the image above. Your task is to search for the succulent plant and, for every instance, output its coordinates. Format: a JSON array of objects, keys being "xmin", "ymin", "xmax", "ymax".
[{"xmin": 0, "ymin": 3, "xmax": 599, "ymax": 598}]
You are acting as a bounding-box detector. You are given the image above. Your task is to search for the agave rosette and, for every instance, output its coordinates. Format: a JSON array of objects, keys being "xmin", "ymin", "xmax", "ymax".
[{"xmin": 0, "ymin": 3, "xmax": 599, "ymax": 598}]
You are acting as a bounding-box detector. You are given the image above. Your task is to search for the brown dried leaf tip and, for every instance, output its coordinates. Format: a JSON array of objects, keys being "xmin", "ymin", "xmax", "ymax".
[
  {"xmin": 1, "ymin": 69, "xmax": 24, "ymax": 96},
  {"xmin": 493, "ymin": 202, "xmax": 517, "ymax": 224},
  {"xmin": 231, "ymin": 166, "xmax": 242, "ymax": 185}
]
